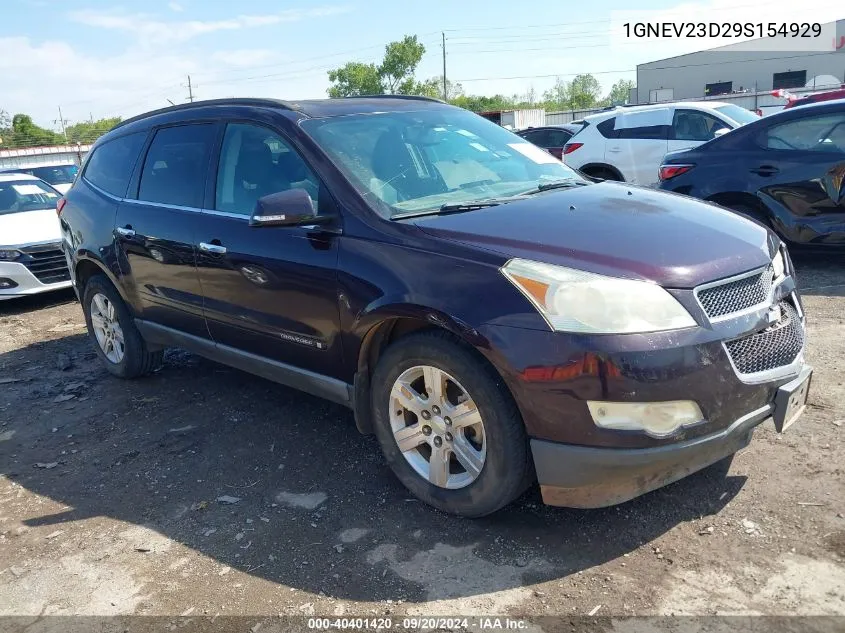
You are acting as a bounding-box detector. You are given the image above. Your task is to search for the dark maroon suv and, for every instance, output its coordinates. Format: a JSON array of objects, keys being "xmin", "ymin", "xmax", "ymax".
[{"xmin": 58, "ymin": 96, "xmax": 812, "ymax": 517}]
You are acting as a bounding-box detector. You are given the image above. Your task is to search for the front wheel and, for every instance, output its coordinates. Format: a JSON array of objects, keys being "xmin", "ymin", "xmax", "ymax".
[
  {"xmin": 82, "ymin": 275, "xmax": 163, "ymax": 378},
  {"xmin": 371, "ymin": 331, "xmax": 532, "ymax": 517}
]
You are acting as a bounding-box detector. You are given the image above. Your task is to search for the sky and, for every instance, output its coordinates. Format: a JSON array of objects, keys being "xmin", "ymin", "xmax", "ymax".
[{"xmin": 1, "ymin": 0, "xmax": 842, "ymax": 131}]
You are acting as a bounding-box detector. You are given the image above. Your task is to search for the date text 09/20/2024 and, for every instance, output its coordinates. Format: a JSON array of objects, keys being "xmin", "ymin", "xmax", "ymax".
[{"xmin": 307, "ymin": 617, "xmax": 530, "ymax": 630}]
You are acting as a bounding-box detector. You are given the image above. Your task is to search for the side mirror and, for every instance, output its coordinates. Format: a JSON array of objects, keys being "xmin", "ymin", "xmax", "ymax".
[
  {"xmin": 713, "ymin": 127, "xmax": 730, "ymax": 138},
  {"xmin": 249, "ymin": 188, "xmax": 323, "ymax": 228}
]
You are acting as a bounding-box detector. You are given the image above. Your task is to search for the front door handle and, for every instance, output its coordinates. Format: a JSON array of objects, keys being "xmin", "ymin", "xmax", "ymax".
[
  {"xmin": 199, "ymin": 241, "xmax": 227, "ymax": 255},
  {"xmin": 115, "ymin": 226, "xmax": 135, "ymax": 237}
]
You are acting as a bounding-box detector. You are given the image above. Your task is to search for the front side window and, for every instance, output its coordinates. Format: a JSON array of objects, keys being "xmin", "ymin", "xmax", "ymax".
[
  {"xmin": 671, "ymin": 110, "xmax": 730, "ymax": 141},
  {"xmin": 138, "ymin": 124, "xmax": 215, "ymax": 208},
  {"xmin": 215, "ymin": 123, "xmax": 320, "ymax": 215},
  {"xmin": 301, "ymin": 108, "xmax": 583, "ymax": 217},
  {"xmin": 84, "ymin": 132, "xmax": 146, "ymax": 197},
  {"xmin": 546, "ymin": 129, "xmax": 573, "ymax": 146},
  {"xmin": 0, "ymin": 179, "xmax": 60, "ymax": 216},
  {"xmin": 764, "ymin": 113, "xmax": 845, "ymax": 152},
  {"xmin": 29, "ymin": 165, "xmax": 78, "ymax": 186}
]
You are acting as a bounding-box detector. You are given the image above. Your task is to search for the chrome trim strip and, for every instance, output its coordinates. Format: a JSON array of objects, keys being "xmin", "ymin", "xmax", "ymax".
[
  {"xmin": 121, "ymin": 198, "xmax": 200, "ymax": 213},
  {"xmin": 693, "ymin": 263, "xmax": 785, "ymax": 324},
  {"xmin": 82, "ymin": 177, "xmax": 122, "ymax": 202},
  {"xmin": 2, "ymin": 240, "xmax": 63, "ymax": 251}
]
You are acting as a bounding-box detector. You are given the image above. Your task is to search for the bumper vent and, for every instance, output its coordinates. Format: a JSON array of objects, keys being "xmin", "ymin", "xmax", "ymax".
[
  {"xmin": 21, "ymin": 244, "xmax": 70, "ymax": 285},
  {"xmin": 724, "ymin": 301, "xmax": 803, "ymax": 375},
  {"xmin": 697, "ymin": 266, "xmax": 774, "ymax": 319}
]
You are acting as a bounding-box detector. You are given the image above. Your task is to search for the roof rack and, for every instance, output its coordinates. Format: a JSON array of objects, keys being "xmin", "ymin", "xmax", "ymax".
[{"xmin": 113, "ymin": 98, "xmax": 295, "ymax": 131}]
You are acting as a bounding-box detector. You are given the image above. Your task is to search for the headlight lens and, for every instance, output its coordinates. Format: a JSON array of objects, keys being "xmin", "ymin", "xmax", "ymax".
[
  {"xmin": 772, "ymin": 249, "xmax": 785, "ymax": 279},
  {"xmin": 0, "ymin": 249, "xmax": 22, "ymax": 261},
  {"xmin": 501, "ymin": 259, "xmax": 696, "ymax": 334}
]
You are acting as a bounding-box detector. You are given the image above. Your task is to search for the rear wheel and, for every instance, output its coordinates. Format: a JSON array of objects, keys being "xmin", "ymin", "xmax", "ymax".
[
  {"xmin": 371, "ymin": 331, "xmax": 531, "ymax": 517},
  {"xmin": 82, "ymin": 275, "xmax": 163, "ymax": 378},
  {"xmin": 729, "ymin": 203, "xmax": 771, "ymax": 229},
  {"xmin": 583, "ymin": 166, "xmax": 622, "ymax": 182}
]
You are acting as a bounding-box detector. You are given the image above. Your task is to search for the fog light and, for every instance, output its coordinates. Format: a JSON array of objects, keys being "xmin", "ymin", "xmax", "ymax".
[
  {"xmin": 587, "ymin": 400, "xmax": 704, "ymax": 438},
  {"xmin": 0, "ymin": 278, "xmax": 18, "ymax": 289}
]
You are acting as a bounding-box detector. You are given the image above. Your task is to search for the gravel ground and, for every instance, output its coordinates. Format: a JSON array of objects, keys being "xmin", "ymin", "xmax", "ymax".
[{"xmin": 0, "ymin": 255, "xmax": 843, "ymax": 630}]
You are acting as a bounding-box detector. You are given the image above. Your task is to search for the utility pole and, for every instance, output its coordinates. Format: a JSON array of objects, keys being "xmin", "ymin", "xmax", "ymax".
[
  {"xmin": 187, "ymin": 75, "xmax": 195, "ymax": 103},
  {"xmin": 54, "ymin": 106, "xmax": 69, "ymax": 143},
  {"xmin": 441, "ymin": 32, "xmax": 447, "ymax": 101}
]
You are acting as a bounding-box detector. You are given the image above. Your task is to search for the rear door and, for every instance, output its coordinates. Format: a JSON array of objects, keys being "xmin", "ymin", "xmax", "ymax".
[
  {"xmin": 610, "ymin": 109, "xmax": 671, "ymax": 185},
  {"xmin": 195, "ymin": 121, "xmax": 344, "ymax": 378},
  {"xmin": 114, "ymin": 122, "xmax": 217, "ymax": 337},
  {"xmin": 753, "ymin": 111, "xmax": 845, "ymax": 245}
]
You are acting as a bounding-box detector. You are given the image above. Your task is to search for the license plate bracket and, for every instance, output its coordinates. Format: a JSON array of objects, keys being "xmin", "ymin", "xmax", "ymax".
[{"xmin": 773, "ymin": 366, "xmax": 812, "ymax": 433}]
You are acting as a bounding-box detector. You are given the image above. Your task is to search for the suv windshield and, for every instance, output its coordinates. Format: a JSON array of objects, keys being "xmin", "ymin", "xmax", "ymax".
[
  {"xmin": 0, "ymin": 179, "xmax": 61, "ymax": 215},
  {"xmin": 301, "ymin": 108, "xmax": 585, "ymax": 217},
  {"xmin": 714, "ymin": 104, "xmax": 760, "ymax": 126},
  {"xmin": 28, "ymin": 165, "xmax": 79, "ymax": 185}
]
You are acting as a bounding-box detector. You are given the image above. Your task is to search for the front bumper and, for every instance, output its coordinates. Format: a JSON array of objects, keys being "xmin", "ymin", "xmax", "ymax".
[
  {"xmin": 0, "ymin": 257, "xmax": 72, "ymax": 301},
  {"xmin": 533, "ymin": 364, "xmax": 811, "ymax": 508}
]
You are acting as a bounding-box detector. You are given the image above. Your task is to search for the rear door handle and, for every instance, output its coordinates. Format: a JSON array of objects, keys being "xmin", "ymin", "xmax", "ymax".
[
  {"xmin": 198, "ymin": 241, "xmax": 227, "ymax": 255},
  {"xmin": 115, "ymin": 226, "xmax": 135, "ymax": 237},
  {"xmin": 751, "ymin": 165, "xmax": 779, "ymax": 176}
]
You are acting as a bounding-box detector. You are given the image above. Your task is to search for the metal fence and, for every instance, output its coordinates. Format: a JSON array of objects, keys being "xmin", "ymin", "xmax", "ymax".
[{"xmin": 0, "ymin": 144, "xmax": 91, "ymax": 170}]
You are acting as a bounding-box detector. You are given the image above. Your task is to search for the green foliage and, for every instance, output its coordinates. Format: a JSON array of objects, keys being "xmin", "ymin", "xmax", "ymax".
[
  {"xmin": 606, "ymin": 79, "xmax": 636, "ymax": 105},
  {"xmin": 65, "ymin": 117, "xmax": 122, "ymax": 144},
  {"xmin": 327, "ymin": 35, "xmax": 426, "ymax": 97},
  {"xmin": 1, "ymin": 114, "xmax": 63, "ymax": 148}
]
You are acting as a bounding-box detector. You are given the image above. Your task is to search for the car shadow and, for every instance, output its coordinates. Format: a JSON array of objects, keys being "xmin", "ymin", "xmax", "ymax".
[
  {"xmin": 791, "ymin": 252, "xmax": 845, "ymax": 297},
  {"xmin": 0, "ymin": 288, "xmax": 77, "ymax": 316},
  {"xmin": 1, "ymin": 330, "xmax": 745, "ymax": 604}
]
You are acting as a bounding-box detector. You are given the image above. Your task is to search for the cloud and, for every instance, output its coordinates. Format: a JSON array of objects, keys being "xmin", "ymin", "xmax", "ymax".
[
  {"xmin": 68, "ymin": 6, "xmax": 350, "ymax": 45},
  {"xmin": 210, "ymin": 49, "xmax": 281, "ymax": 68},
  {"xmin": 168, "ymin": 2, "xmax": 184, "ymax": 12}
]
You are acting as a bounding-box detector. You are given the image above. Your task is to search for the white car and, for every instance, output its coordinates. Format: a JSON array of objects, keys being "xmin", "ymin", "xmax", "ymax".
[
  {"xmin": 0, "ymin": 173, "xmax": 72, "ymax": 300},
  {"xmin": 563, "ymin": 102, "xmax": 760, "ymax": 186},
  {"xmin": 0, "ymin": 163, "xmax": 79, "ymax": 194}
]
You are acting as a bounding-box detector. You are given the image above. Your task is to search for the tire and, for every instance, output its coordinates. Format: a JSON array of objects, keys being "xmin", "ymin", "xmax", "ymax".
[
  {"xmin": 729, "ymin": 203, "xmax": 771, "ymax": 228},
  {"xmin": 370, "ymin": 330, "xmax": 531, "ymax": 517},
  {"xmin": 81, "ymin": 274, "xmax": 163, "ymax": 379},
  {"xmin": 583, "ymin": 167, "xmax": 622, "ymax": 182}
]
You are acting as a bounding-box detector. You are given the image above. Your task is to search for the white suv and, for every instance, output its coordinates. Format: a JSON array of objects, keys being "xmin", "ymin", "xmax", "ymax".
[{"xmin": 563, "ymin": 102, "xmax": 759, "ymax": 186}]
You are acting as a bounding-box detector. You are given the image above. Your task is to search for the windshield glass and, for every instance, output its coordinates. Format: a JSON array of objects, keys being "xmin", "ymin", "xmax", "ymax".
[
  {"xmin": 301, "ymin": 108, "xmax": 586, "ymax": 217},
  {"xmin": 0, "ymin": 179, "xmax": 60, "ymax": 215},
  {"xmin": 714, "ymin": 104, "xmax": 760, "ymax": 126},
  {"xmin": 28, "ymin": 165, "xmax": 78, "ymax": 185}
]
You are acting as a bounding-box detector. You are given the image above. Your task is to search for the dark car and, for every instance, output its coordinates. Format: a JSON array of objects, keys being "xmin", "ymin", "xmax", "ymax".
[
  {"xmin": 58, "ymin": 96, "xmax": 812, "ymax": 517},
  {"xmin": 516, "ymin": 123, "xmax": 584, "ymax": 159},
  {"xmin": 659, "ymin": 100, "xmax": 845, "ymax": 248}
]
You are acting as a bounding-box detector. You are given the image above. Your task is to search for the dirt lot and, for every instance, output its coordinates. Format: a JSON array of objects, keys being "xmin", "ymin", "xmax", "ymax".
[{"xmin": 1, "ymin": 256, "xmax": 844, "ymax": 630}]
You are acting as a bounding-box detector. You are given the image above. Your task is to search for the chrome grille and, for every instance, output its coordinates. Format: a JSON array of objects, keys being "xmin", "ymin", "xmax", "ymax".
[
  {"xmin": 724, "ymin": 301, "xmax": 803, "ymax": 375},
  {"xmin": 697, "ymin": 266, "xmax": 774, "ymax": 319},
  {"xmin": 21, "ymin": 244, "xmax": 70, "ymax": 285}
]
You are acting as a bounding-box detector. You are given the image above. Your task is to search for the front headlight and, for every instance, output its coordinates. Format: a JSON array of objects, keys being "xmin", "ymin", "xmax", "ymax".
[
  {"xmin": 772, "ymin": 248, "xmax": 785, "ymax": 279},
  {"xmin": 501, "ymin": 258, "xmax": 696, "ymax": 334},
  {"xmin": 0, "ymin": 249, "xmax": 22, "ymax": 261}
]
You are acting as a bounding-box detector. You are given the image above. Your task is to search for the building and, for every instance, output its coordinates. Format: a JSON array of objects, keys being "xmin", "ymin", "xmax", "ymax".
[
  {"xmin": 0, "ymin": 143, "xmax": 91, "ymax": 170},
  {"xmin": 636, "ymin": 19, "xmax": 845, "ymax": 104}
]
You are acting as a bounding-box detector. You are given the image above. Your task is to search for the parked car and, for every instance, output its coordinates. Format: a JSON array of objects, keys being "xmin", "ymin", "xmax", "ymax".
[
  {"xmin": 782, "ymin": 87, "xmax": 845, "ymax": 110},
  {"xmin": 659, "ymin": 99, "xmax": 845, "ymax": 248},
  {"xmin": 516, "ymin": 123, "xmax": 584, "ymax": 159},
  {"xmin": 564, "ymin": 102, "xmax": 759, "ymax": 185},
  {"xmin": 0, "ymin": 173, "xmax": 72, "ymax": 300},
  {"xmin": 59, "ymin": 96, "xmax": 811, "ymax": 517},
  {"xmin": 0, "ymin": 164, "xmax": 79, "ymax": 195}
]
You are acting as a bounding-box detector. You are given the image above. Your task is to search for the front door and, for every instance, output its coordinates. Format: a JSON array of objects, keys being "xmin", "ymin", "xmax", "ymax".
[
  {"xmin": 114, "ymin": 122, "xmax": 218, "ymax": 338},
  {"xmin": 195, "ymin": 122, "xmax": 344, "ymax": 377}
]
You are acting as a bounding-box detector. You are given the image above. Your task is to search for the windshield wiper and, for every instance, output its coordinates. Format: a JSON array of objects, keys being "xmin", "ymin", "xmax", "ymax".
[
  {"xmin": 391, "ymin": 200, "xmax": 503, "ymax": 220},
  {"xmin": 529, "ymin": 179, "xmax": 590, "ymax": 194}
]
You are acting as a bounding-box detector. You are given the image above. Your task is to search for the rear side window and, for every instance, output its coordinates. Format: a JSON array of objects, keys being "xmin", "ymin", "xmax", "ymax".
[
  {"xmin": 596, "ymin": 118, "xmax": 617, "ymax": 138},
  {"xmin": 83, "ymin": 132, "xmax": 146, "ymax": 197},
  {"xmin": 671, "ymin": 110, "xmax": 730, "ymax": 141},
  {"xmin": 764, "ymin": 113, "xmax": 845, "ymax": 153},
  {"xmin": 138, "ymin": 124, "xmax": 215, "ymax": 208},
  {"xmin": 617, "ymin": 125, "xmax": 669, "ymax": 140},
  {"xmin": 546, "ymin": 129, "xmax": 573, "ymax": 146}
]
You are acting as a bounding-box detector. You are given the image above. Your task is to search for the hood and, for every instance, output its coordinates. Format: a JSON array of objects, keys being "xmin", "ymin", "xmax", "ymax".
[
  {"xmin": 0, "ymin": 209, "xmax": 62, "ymax": 247},
  {"xmin": 52, "ymin": 183, "xmax": 72, "ymax": 195},
  {"xmin": 412, "ymin": 183, "xmax": 775, "ymax": 288}
]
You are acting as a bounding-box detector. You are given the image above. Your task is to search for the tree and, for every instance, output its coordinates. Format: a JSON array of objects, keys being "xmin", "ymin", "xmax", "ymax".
[
  {"xmin": 8, "ymin": 114, "xmax": 63, "ymax": 148},
  {"xmin": 568, "ymin": 74, "xmax": 602, "ymax": 110},
  {"xmin": 525, "ymin": 85, "xmax": 537, "ymax": 106},
  {"xmin": 606, "ymin": 79, "xmax": 636, "ymax": 105},
  {"xmin": 327, "ymin": 62, "xmax": 382, "ymax": 98},
  {"xmin": 542, "ymin": 77, "xmax": 570, "ymax": 111},
  {"xmin": 0, "ymin": 110, "xmax": 11, "ymax": 148},
  {"xmin": 327, "ymin": 35, "xmax": 427, "ymax": 97},
  {"xmin": 65, "ymin": 117, "xmax": 122, "ymax": 144}
]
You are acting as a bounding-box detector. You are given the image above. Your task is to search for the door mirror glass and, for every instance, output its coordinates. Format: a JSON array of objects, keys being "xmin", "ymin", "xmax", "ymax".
[
  {"xmin": 249, "ymin": 188, "xmax": 318, "ymax": 227},
  {"xmin": 714, "ymin": 127, "xmax": 730, "ymax": 137}
]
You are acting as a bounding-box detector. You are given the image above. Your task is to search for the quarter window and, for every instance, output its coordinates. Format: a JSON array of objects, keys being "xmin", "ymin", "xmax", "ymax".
[
  {"xmin": 215, "ymin": 123, "xmax": 320, "ymax": 215},
  {"xmin": 138, "ymin": 124, "xmax": 215, "ymax": 208},
  {"xmin": 83, "ymin": 132, "xmax": 146, "ymax": 197},
  {"xmin": 764, "ymin": 113, "xmax": 845, "ymax": 152}
]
